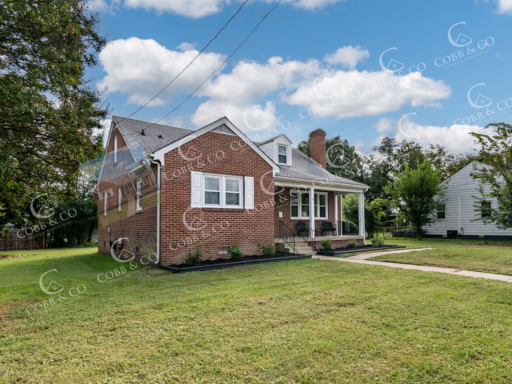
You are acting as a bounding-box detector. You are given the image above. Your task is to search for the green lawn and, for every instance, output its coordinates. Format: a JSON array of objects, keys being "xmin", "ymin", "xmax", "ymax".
[
  {"xmin": 370, "ymin": 238, "xmax": 512, "ymax": 276},
  {"xmin": 2, "ymin": 247, "xmax": 512, "ymax": 383}
]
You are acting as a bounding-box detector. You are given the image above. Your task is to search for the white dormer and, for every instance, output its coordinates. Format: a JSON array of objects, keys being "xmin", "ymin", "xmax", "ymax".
[{"xmin": 258, "ymin": 134, "xmax": 293, "ymax": 167}]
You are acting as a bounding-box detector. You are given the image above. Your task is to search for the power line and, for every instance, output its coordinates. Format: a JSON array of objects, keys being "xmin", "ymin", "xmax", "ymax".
[
  {"xmin": 115, "ymin": 0, "xmax": 251, "ymax": 124},
  {"xmin": 143, "ymin": 0, "xmax": 282, "ymax": 130}
]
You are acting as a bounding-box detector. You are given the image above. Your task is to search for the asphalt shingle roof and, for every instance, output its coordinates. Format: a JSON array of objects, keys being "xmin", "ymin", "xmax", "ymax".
[
  {"xmin": 113, "ymin": 116, "xmax": 193, "ymax": 160},
  {"xmin": 275, "ymin": 148, "xmax": 368, "ymax": 188},
  {"xmin": 112, "ymin": 116, "xmax": 367, "ymax": 188}
]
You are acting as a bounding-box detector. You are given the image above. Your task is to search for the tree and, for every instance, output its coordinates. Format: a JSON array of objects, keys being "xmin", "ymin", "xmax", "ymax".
[
  {"xmin": 342, "ymin": 194, "xmax": 385, "ymax": 238},
  {"xmin": 0, "ymin": 0, "xmax": 107, "ymax": 225},
  {"xmin": 470, "ymin": 123, "xmax": 512, "ymax": 229},
  {"xmin": 298, "ymin": 136, "xmax": 364, "ymax": 181},
  {"xmin": 385, "ymin": 159, "xmax": 447, "ymax": 240}
]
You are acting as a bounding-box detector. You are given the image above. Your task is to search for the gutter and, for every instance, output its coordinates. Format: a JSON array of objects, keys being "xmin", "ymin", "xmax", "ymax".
[{"xmin": 149, "ymin": 156, "xmax": 161, "ymax": 265}]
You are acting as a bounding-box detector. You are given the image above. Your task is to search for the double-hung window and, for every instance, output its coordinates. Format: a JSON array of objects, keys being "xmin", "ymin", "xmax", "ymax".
[
  {"xmin": 481, "ymin": 201, "xmax": 491, "ymax": 218},
  {"xmin": 113, "ymin": 135, "xmax": 118, "ymax": 164},
  {"xmin": 278, "ymin": 145, "xmax": 287, "ymax": 164},
  {"xmin": 291, "ymin": 191, "xmax": 328, "ymax": 219},
  {"xmin": 437, "ymin": 204, "xmax": 446, "ymax": 219},
  {"xmin": 118, "ymin": 187, "xmax": 122, "ymax": 212},
  {"xmin": 202, "ymin": 174, "xmax": 243, "ymax": 208},
  {"xmin": 136, "ymin": 179, "xmax": 142, "ymax": 211},
  {"xmin": 103, "ymin": 192, "xmax": 108, "ymax": 217}
]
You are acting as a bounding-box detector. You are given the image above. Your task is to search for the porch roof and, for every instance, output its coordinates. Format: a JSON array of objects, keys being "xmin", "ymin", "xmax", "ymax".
[{"xmin": 274, "ymin": 148, "xmax": 369, "ymax": 190}]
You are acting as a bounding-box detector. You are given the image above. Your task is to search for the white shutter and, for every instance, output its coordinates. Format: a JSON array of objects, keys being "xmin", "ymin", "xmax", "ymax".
[
  {"xmin": 245, "ymin": 176, "xmax": 254, "ymax": 209},
  {"xmin": 191, "ymin": 171, "xmax": 203, "ymax": 208}
]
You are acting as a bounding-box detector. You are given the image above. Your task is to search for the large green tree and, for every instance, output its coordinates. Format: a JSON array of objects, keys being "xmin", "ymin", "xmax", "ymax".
[
  {"xmin": 385, "ymin": 159, "xmax": 447, "ymax": 240},
  {"xmin": 470, "ymin": 123, "xmax": 512, "ymax": 229},
  {"xmin": 0, "ymin": 0, "xmax": 107, "ymax": 225}
]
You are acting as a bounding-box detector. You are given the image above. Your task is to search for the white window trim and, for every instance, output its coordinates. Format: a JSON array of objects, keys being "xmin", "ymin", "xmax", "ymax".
[
  {"xmin": 290, "ymin": 190, "xmax": 328, "ymax": 220},
  {"xmin": 274, "ymin": 141, "xmax": 291, "ymax": 166},
  {"xmin": 103, "ymin": 192, "xmax": 108, "ymax": 217},
  {"xmin": 136, "ymin": 179, "xmax": 142, "ymax": 211},
  {"xmin": 118, "ymin": 187, "xmax": 122, "ymax": 212},
  {"xmin": 202, "ymin": 173, "xmax": 244, "ymax": 209},
  {"xmin": 113, "ymin": 135, "xmax": 118, "ymax": 164}
]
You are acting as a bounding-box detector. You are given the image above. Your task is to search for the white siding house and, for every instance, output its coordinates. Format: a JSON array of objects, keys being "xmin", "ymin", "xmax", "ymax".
[{"xmin": 424, "ymin": 162, "xmax": 512, "ymax": 240}]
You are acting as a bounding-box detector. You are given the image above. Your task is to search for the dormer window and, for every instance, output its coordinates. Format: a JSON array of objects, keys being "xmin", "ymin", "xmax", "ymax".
[{"xmin": 278, "ymin": 145, "xmax": 287, "ymax": 164}]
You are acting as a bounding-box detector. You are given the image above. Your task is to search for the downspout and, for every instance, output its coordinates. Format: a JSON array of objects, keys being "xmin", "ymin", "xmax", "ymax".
[{"xmin": 149, "ymin": 157, "xmax": 161, "ymax": 265}]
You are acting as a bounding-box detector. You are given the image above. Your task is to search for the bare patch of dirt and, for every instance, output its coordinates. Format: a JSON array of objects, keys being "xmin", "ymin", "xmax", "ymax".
[{"xmin": 0, "ymin": 254, "xmax": 35, "ymax": 260}]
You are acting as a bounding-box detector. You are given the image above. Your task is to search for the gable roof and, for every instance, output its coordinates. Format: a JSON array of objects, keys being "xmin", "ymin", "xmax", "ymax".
[
  {"xmin": 256, "ymin": 134, "xmax": 293, "ymax": 146},
  {"xmin": 273, "ymin": 148, "xmax": 368, "ymax": 188},
  {"xmin": 112, "ymin": 116, "xmax": 193, "ymax": 159}
]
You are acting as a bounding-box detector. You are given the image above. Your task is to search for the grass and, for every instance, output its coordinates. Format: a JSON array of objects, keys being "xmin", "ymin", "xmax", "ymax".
[
  {"xmin": 2, "ymin": 247, "xmax": 512, "ymax": 382},
  {"xmin": 370, "ymin": 237, "xmax": 512, "ymax": 275}
]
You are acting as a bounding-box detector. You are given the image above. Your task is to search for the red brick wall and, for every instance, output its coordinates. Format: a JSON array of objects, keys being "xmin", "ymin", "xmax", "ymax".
[
  {"xmin": 97, "ymin": 126, "xmax": 159, "ymax": 263},
  {"xmin": 310, "ymin": 129, "xmax": 326, "ymax": 169},
  {"xmin": 160, "ymin": 131, "xmax": 275, "ymax": 265}
]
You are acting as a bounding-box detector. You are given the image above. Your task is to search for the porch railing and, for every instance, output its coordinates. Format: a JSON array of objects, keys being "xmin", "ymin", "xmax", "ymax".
[
  {"xmin": 277, "ymin": 221, "xmax": 296, "ymax": 254},
  {"xmin": 298, "ymin": 222, "xmax": 316, "ymax": 243}
]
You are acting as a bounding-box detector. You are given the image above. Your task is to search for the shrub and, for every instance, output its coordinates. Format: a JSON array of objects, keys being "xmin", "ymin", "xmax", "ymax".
[
  {"xmin": 184, "ymin": 243, "xmax": 203, "ymax": 265},
  {"xmin": 258, "ymin": 243, "xmax": 276, "ymax": 257},
  {"xmin": 371, "ymin": 237, "xmax": 386, "ymax": 248},
  {"xmin": 346, "ymin": 239, "xmax": 356, "ymax": 249},
  {"xmin": 229, "ymin": 244, "xmax": 244, "ymax": 261},
  {"xmin": 321, "ymin": 239, "xmax": 334, "ymax": 251}
]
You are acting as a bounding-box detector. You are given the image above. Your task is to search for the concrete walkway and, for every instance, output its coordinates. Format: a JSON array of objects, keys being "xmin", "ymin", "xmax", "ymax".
[{"xmin": 313, "ymin": 248, "xmax": 512, "ymax": 283}]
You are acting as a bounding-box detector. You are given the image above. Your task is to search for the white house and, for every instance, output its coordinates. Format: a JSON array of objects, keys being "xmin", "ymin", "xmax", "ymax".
[{"xmin": 424, "ymin": 162, "xmax": 512, "ymax": 240}]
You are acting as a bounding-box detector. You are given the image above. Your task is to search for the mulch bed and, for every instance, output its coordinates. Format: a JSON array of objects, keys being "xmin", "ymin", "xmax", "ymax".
[
  {"xmin": 458, "ymin": 242, "xmax": 512, "ymax": 247},
  {"xmin": 162, "ymin": 254, "xmax": 311, "ymax": 273},
  {"xmin": 0, "ymin": 254, "xmax": 33, "ymax": 260},
  {"xmin": 317, "ymin": 245, "xmax": 406, "ymax": 256}
]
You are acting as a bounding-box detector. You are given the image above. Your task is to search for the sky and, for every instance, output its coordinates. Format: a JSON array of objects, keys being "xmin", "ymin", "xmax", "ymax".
[{"xmin": 88, "ymin": 0, "xmax": 512, "ymax": 155}]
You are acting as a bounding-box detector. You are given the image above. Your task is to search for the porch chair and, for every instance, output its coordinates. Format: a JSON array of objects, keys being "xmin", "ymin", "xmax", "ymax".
[
  {"xmin": 297, "ymin": 221, "xmax": 308, "ymax": 237},
  {"xmin": 321, "ymin": 221, "xmax": 337, "ymax": 236}
]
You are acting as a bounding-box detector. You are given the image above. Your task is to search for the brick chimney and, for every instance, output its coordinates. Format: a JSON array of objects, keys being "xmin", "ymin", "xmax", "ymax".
[{"xmin": 309, "ymin": 128, "xmax": 326, "ymax": 169}]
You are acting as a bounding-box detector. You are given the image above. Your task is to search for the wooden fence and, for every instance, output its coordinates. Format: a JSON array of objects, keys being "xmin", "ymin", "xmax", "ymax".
[{"xmin": 0, "ymin": 229, "xmax": 47, "ymax": 251}]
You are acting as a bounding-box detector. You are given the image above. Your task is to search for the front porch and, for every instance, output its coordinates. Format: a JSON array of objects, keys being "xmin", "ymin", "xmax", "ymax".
[{"xmin": 273, "ymin": 182, "xmax": 368, "ymax": 255}]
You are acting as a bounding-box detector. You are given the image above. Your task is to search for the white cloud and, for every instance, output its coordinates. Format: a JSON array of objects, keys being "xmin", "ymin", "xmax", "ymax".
[
  {"xmin": 375, "ymin": 116, "xmax": 487, "ymax": 154},
  {"xmin": 286, "ymin": 70, "xmax": 451, "ymax": 119},
  {"xmin": 90, "ymin": 0, "xmax": 350, "ymax": 18},
  {"xmin": 324, "ymin": 45, "xmax": 370, "ymax": 69},
  {"xmin": 97, "ymin": 37, "xmax": 225, "ymax": 106},
  {"xmin": 495, "ymin": 0, "xmax": 512, "ymax": 14},
  {"xmin": 177, "ymin": 42, "xmax": 198, "ymax": 51},
  {"xmin": 374, "ymin": 117, "xmax": 395, "ymax": 133}
]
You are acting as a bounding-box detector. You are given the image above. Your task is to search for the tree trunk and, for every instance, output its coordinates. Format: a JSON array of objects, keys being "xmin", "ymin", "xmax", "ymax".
[{"xmin": 416, "ymin": 224, "xmax": 422, "ymax": 240}]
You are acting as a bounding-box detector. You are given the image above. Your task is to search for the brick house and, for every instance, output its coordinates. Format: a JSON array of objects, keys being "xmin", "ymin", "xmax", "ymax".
[{"xmin": 96, "ymin": 116, "xmax": 368, "ymax": 265}]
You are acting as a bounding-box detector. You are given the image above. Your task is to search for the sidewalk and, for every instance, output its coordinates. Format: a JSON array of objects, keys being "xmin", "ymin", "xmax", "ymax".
[{"xmin": 313, "ymin": 248, "xmax": 512, "ymax": 283}]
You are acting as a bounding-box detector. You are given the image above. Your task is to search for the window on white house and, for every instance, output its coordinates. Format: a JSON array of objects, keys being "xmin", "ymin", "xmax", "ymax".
[
  {"xmin": 278, "ymin": 145, "xmax": 287, "ymax": 164},
  {"xmin": 118, "ymin": 187, "xmax": 122, "ymax": 211},
  {"xmin": 482, "ymin": 201, "xmax": 491, "ymax": 218},
  {"xmin": 113, "ymin": 135, "xmax": 118, "ymax": 164},
  {"xmin": 437, "ymin": 204, "xmax": 446, "ymax": 219},
  {"xmin": 205, "ymin": 176, "xmax": 221, "ymax": 205},
  {"xmin": 136, "ymin": 179, "xmax": 142, "ymax": 210},
  {"xmin": 103, "ymin": 192, "xmax": 108, "ymax": 216}
]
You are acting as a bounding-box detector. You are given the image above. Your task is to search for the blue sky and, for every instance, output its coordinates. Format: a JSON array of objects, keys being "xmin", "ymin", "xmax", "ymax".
[{"xmin": 89, "ymin": 0, "xmax": 512, "ymax": 155}]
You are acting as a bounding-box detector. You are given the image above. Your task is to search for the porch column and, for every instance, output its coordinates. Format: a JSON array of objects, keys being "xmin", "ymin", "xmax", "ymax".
[
  {"xmin": 334, "ymin": 194, "xmax": 338, "ymax": 236},
  {"xmin": 339, "ymin": 195, "xmax": 343, "ymax": 236},
  {"xmin": 358, "ymin": 192, "xmax": 365, "ymax": 244},
  {"xmin": 309, "ymin": 187, "xmax": 315, "ymax": 239}
]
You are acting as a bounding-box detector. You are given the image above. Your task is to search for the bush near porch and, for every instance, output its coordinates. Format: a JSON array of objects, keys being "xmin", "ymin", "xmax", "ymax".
[{"xmin": 2, "ymin": 246, "xmax": 512, "ymax": 382}]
